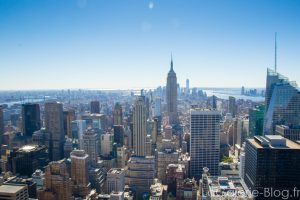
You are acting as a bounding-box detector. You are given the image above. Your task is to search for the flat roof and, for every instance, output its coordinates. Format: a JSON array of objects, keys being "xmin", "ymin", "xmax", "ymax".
[
  {"xmin": 248, "ymin": 138, "xmax": 300, "ymax": 149},
  {"xmin": 0, "ymin": 184, "xmax": 26, "ymax": 194}
]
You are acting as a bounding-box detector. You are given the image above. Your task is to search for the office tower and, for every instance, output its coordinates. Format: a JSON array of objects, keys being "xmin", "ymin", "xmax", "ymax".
[
  {"xmin": 166, "ymin": 164, "xmax": 186, "ymax": 196},
  {"xmin": 10, "ymin": 145, "xmax": 48, "ymax": 176},
  {"xmin": 176, "ymin": 178, "xmax": 198, "ymax": 200},
  {"xmin": 241, "ymin": 86, "xmax": 245, "ymax": 95},
  {"xmin": 185, "ymin": 78, "xmax": 190, "ymax": 95},
  {"xmin": 132, "ymin": 96, "xmax": 147, "ymax": 156},
  {"xmin": 100, "ymin": 132, "xmax": 114, "ymax": 157},
  {"xmin": 63, "ymin": 109, "xmax": 75, "ymax": 137},
  {"xmin": 0, "ymin": 105, "xmax": 4, "ymax": 149},
  {"xmin": 64, "ymin": 138, "xmax": 73, "ymax": 158},
  {"xmin": 116, "ymin": 146, "xmax": 127, "ymax": 168},
  {"xmin": 90, "ymin": 100, "xmax": 100, "ymax": 114},
  {"xmin": 145, "ymin": 135, "xmax": 152, "ymax": 156},
  {"xmin": 81, "ymin": 128, "xmax": 99, "ymax": 166},
  {"xmin": 275, "ymin": 125, "xmax": 300, "ymax": 142},
  {"xmin": 212, "ymin": 95, "xmax": 217, "ymax": 110},
  {"xmin": 38, "ymin": 159, "xmax": 72, "ymax": 200},
  {"xmin": 71, "ymin": 120, "xmax": 86, "ymax": 140},
  {"xmin": 157, "ymin": 139, "xmax": 179, "ymax": 184},
  {"xmin": 89, "ymin": 167, "xmax": 105, "ymax": 193},
  {"xmin": 264, "ymin": 68, "xmax": 300, "ymax": 134},
  {"xmin": 21, "ymin": 103, "xmax": 41, "ymax": 137},
  {"xmin": 71, "ymin": 150, "xmax": 90, "ymax": 197},
  {"xmin": 154, "ymin": 97, "xmax": 161, "ymax": 117},
  {"xmin": 249, "ymin": 105, "xmax": 265, "ymax": 137},
  {"xmin": 228, "ymin": 96, "xmax": 237, "ymax": 117},
  {"xmin": 0, "ymin": 184, "xmax": 29, "ymax": 200},
  {"xmin": 166, "ymin": 56, "xmax": 178, "ymax": 124},
  {"xmin": 244, "ymin": 135, "xmax": 300, "ymax": 199},
  {"xmin": 106, "ymin": 168, "xmax": 125, "ymax": 194},
  {"xmin": 190, "ymin": 109, "xmax": 221, "ymax": 177},
  {"xmin": 236, "ymin": 116, "xmax": 249, "ymax": 147},
  {"xmin": 125, "ymin": 156, "xmax": 155, "ymax": 198},
  {"xmin": 113, "ymin": 103, "xmax": 123, "ymax": 126},
  {"xmin": 44, "ymin": 101, "xmax": 64, "ymax": 161},
  {"xmin": 113, "ymin": 125, "xmax": 124, "ymax": 146}
]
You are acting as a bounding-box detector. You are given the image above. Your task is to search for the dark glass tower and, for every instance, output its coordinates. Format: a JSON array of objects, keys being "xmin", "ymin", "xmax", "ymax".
[{"xmin": 22, "ymin": 103, "xmax": 41, "ymax": 137}]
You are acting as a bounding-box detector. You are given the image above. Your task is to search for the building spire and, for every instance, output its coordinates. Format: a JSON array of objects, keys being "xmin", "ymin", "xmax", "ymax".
[
  {"xmin": 170, "ymin": 53, "xmax": 173, "ymax": 71},
  {"xmin": 275, "ymin": 32, "xmax": 277, "ymax": 72}
]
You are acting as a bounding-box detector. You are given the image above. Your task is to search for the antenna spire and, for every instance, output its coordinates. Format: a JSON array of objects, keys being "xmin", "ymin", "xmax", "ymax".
[
  {"xmin": 170, "ymin": 53, "xmax": 173, "ymax": 71},
  {"xmin": 275, "ymin": 32, "xmax": 277, "ymax": 72}
]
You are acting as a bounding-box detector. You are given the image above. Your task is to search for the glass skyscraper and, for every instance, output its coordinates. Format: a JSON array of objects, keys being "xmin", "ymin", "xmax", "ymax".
[{"xmin": 264, "ymin": 68, "xmax": 300, "ymax": 134}]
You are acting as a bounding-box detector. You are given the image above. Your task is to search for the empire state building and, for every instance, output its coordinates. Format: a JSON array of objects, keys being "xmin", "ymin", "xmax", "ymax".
[{"xmin": 166, "ymin": 56, "xmax": 178, "ymax": 124}]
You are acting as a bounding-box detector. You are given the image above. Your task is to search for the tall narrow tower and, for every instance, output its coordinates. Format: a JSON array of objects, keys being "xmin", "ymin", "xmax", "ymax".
[
  {"xmin": 133, "ymin": 96, "xmax": 147, "ymax": 156},
  {"xmin": 166, "ymin": 55, "xmax": 178, "ymax": 124}
]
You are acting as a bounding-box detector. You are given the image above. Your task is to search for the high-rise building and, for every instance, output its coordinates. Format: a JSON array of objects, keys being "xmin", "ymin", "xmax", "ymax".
[
  {"xmin": 125, "ymin": 156, "xmax": 155, "ymax": 198},
  {"xmin": 81, "ymin": 128, "xmax": 99, "ymax": 166},
  {"xmin": 113, "ymin": 125, "xmax": 124, "ymax": 146},
  {"xmin": 275, "ymin": 125, "xmax": 300, "ymax": 142},
  {"xmin": 71, "ymin": 120, "xmax": 86, "ymax": 140},
  {"xmin": 100, "ymin": 132, "xmax": 114, "ymax": 157},
  {"xmin": 249, "ymin": 105, "xmax": 265, "ymax": 137},
  {"xmin": 244, "ymin": 135, "xmax": 300, "ymax": 199},
  {"xmin": 70, "ymin": 150, "xmax": 90, "ymax": 197},
  {"xmin": 90, "ymin": 101, "xmax": 100, "ymax": 114},
  {"xmin": 212, "ymin": 95, "xmax": 217, "ymax": 110},
  {"xmin": 0, "ymin": 105, "xmax": 4, "ymax": 149},
  {"xmin": 185, "ymin": 78, "xmax": 190, "ymax": 95},
  {"xmin": 21, "ymin": 103, "xmax": 41, "ymax": 137},
  {"xmin": 133, "ymin": 96, "xmax": 147, "ymax": 156},
  {"xmin": 264, "ymin": 68, "xmax": 300, "ymax": 134},
  {"xmin": 10, "ymin": 145, "xmax": 49, "ymax": 176},
  {"xmin": 63, "ymin": 109, "xmax": 75, "ymax": 138},
  {"xmin": 113, "ymin": 103, "xmax": 123, "ymax": 126},
  {"xmin": 38, "ymin": 159, "xmax": 72, "ymax": 200},
  {"xmin": 190, "ymin": 109, "xmax": 221, "ymax": 177},
  {"xmin": 44, "ymin": 102, "xmax": 65, "ymax": 161},
  {"xmin": 166, "ymin": 56, "xmax": 178, "ymax": 124},
  {"xmin": 106, "ymin": 168, "xmax": 125, "ymax": 194},
  {"xmin": 228, "ymin": 96, "xmax": 237, "ymax": 117},
  {"xmin": 153, "ymin": 97, "xmax": 161, "ymax": 118}
]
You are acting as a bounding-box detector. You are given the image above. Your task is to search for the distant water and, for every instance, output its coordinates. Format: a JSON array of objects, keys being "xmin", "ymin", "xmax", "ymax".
[{"xmin": 202, "ymin": 88, "xmax": 265, "ymax": 102}]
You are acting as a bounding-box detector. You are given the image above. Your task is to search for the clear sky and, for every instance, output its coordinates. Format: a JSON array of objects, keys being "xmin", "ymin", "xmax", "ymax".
[{"xmin": 1, "ymin": 0, "xmax": 300, "ymax": 90}]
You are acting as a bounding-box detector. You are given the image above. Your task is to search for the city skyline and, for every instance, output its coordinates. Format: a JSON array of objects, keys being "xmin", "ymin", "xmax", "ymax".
[{"xmin": 1, "ymin": 0, "xmax": 300, "ymax": 90}]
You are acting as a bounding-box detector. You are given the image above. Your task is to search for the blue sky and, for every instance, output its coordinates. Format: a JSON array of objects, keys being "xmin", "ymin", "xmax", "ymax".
[{"xmin": 1, "ymin": 0, "xmax": 300, "ymax": 90}]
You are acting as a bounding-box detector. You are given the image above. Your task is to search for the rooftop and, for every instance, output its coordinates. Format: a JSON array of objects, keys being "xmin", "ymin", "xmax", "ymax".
[{"xmin": 0, "ymin": 184, "xmax": 27, "ymax": 194}]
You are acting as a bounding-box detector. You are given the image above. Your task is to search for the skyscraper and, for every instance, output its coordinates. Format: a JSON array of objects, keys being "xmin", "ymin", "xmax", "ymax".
[
  {"xmin": 21, "ymin": 103, "xmax": 41, "ymax": 137},
  {"xmin": 81, "ymin": 128, "xmax": 99, "ymax": 166},
  {"xmin": 185, "ymin": 78, "xmax": 190, "ymax": 95},
  {"xmin": 190, "ymin": 109, "xmax": 221, "ymax": 177},
  {"xmin": 166, "ymin": 56, "xmax": 178, "ymax": 124},
  {"xmin": 228, "ymin": 96, "xmax": 237, "ymax": 117},
  {"xmin": 249, "ymin": 105, "xmax": 264, "ymax": 137},
  {"xmin": 63, "ymin": 109, "xmax": 75, "ymax": 138},
  {"xmin": 44, "ymin": 102, "xmax": 65, "ymax": 161},
  {"xmin": 106, "ymin": 168, "xmax": 125, "ymax": 194},
  {"xmin": 0, "ymin": 105, "xmax": 4, "ymax": 148},
  {"xmin": 70, "ymin": 150, "xmax": 90, "ymax": 197},
  {"xmin": 90, "ymin": 100, "xmax": 100, "ymax": 114},
  {"xmin": 244, "ymin": 135, "xmax": 300, "ymax": 199},
  {"xmin": 264, "ymin": 68, "xmax": 300, "ymax": 134},
  {"xmin": 113, "ymin": 103, "xmax": 123, "ymax": 126},
  {"xmin": 133, "ymin": 96, "xmax": 147, "ymax": 156}
]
